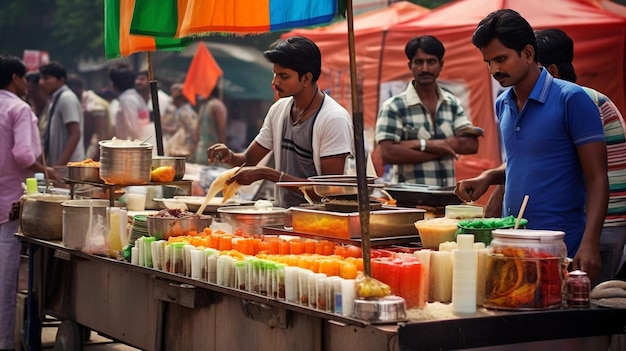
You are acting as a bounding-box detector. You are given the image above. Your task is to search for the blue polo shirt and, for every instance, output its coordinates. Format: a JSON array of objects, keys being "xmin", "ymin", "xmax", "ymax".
[{"xmin": 496, "ymin": 68, "xmax": 605, "ymax": 256}]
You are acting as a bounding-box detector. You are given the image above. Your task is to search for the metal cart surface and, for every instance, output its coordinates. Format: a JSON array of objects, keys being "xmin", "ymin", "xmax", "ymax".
[{"xmin": 17, "ymin": 234, "xmax": 626, "ymax": 351}]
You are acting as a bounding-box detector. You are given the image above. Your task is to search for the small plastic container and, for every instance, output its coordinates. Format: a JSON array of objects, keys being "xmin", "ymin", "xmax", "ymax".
[
  {"xmin": 414, "ymin": 218, "xmax": 459, "ymax": 249},
  {"xmin": 483, "ymin": 229, "xmax": 567, "ymax": 311},
  {"xmin": 566, "ymin": 270, "xmax": 590, "ymax": 308},
  {"xmin": 445, "ymin": 205, "xmax": 484, "ymax": 219}
]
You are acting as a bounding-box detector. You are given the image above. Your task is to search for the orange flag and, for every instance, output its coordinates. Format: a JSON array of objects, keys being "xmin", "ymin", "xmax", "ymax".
[{"xmin": 183, "ymin": 43, "xmax": 223, "ymax": 106}]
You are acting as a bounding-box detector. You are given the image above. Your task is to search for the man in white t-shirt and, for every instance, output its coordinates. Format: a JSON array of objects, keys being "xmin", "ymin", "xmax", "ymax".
[
  {"xmin": 207, "ymin": 36, "xmax": 354, "ymax": 207},
  {"xmin": 108, "ymin": 63, "xmax": 150, "ymax": 142}
]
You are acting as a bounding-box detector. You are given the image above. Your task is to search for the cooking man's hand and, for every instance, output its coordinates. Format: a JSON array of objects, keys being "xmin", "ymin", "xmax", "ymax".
[
  {"xmin": 207, "ymin": 143, "xmax": 232, "ymax": 164},
  {"xmin": 455, "ymin": 177, "xmax": 490, "ymax": 202}
]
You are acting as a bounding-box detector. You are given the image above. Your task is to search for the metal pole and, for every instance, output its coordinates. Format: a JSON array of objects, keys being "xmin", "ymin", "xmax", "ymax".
[
  {"xmin": 147, "ymin": 52, "xmax": 165, "ymax": 156},
  {"xmin": 346, "ymin": 0, "xmax": 372, "ymax": 276}
]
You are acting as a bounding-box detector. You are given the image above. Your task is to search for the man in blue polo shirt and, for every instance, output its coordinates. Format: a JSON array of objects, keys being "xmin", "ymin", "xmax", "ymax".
[{"xmin": 455, "ymin": 9, "xmax": 608, "ymax": 282}]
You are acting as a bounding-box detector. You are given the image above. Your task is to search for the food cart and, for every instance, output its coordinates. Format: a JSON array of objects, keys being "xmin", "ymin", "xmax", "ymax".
[{"xmin": 17, "ymin": 231, "xmax": 626, "ymax": 351}]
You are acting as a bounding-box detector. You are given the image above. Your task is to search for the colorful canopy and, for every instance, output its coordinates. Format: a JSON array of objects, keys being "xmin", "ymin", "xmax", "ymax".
[
  {"xmin": 129, "ymin": 0, "xmax": 338, "ymax": 37},
  {"xmin": 104, "ymin": 0, "xmax": 191, "ymax": 59}
]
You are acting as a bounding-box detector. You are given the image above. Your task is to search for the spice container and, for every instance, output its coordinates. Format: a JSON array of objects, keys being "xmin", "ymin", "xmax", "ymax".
[
  {"xmin": 566, "ymin": 270, "xmax": 590, "ymax": 308},
  {"xmin": 484, "ymin": 229, "xmax": 567, "ymax": 311}
]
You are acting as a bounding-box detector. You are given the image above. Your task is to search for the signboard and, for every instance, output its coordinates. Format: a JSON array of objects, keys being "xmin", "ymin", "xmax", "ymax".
[{"xmin": 22, "ymin": 50, "xmax": 49, "ymax": 72}]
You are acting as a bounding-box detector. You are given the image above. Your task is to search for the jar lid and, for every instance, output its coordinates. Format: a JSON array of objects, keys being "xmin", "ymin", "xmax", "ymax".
[
  {"xmin": 569, "ymin": 269, "xmax": 588, "ymax": 276},
  {"xmin": 491, "ymin": 229, "xmax": 565, "ymax": 242}
]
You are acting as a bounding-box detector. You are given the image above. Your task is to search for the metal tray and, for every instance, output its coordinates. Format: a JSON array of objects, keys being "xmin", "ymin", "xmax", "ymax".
[
  {"xmin": 291, "ymin": 206, "xmax": 425, "ymax": 239},
  {"xmin": 383, "ymin": 183, "xmax": 462, "ymax": 207}
]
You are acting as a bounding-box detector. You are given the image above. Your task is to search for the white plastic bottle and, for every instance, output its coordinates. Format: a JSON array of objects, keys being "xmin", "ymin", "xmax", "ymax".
[{"xmin": 452, "ymin": 234, "xmax": 478, "ymax": 314}]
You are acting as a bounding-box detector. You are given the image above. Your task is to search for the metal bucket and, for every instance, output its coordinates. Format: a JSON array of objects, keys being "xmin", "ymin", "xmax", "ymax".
[{"xmin": 99, "ymin": 140, "xmax": 153, "ymax": 185}]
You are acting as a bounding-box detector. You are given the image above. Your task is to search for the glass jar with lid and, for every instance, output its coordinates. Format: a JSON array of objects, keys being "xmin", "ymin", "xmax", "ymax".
[{"xmin": 483, "ymin": 229, "xmax": 568, "ymax": 311}]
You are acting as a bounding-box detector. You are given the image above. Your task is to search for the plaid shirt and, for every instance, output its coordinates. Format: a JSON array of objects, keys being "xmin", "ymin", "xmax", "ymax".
[{"xmin": 375, "ymin": 81, "xmax": 472, "ymax": 186}]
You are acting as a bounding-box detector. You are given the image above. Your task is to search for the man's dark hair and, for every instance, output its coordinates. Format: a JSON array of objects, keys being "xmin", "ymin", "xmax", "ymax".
[
  {"xmin": 472, "ymin": 9, "xmax": 538, "ymax": 63},
  {"xmin": 25, "ymin": 71, "xmax": 40, "ymax": 84},
  {"xmin": 0, "ymin": 55, "xmax": 27, "ymax": 88},
  {"xmin": 405, "ymin": 35, "xmax": 445, "ymax": 62},
  {"xmin": 66, "ymin": 73, "xmax": 85, "ymax": 91},
  {"xmin": 535, "ymin": 28, "xmax": 577, "ymax": 83},
  {"xmin": 264, "ymin": 36, "xmax": 322, "ymax": 82},
  {"xmin": 108, "ymin": 63, "xmax": 136, "ymax": 91},
  {"xmin": 39, "ymin": 61, "xmax": 67, "ymax": 80}
]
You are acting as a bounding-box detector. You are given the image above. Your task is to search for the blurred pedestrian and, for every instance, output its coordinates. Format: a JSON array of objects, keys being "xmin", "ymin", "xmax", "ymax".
[
  {"xmin": 108, "ymin": 63, "xmax": 150, "ymax": 142},
  {"xmin": 67, "ymin": 74, "xmax": 112, "ymax": 160},
  {"xmin": 194, "ymin": 86, "xmax": 227, "ymax": 165},
  {"xmin": 0, "ymin": 55, "xmax": 57, "ymax": 351},
  {"xmin": 135, "ymin": 69, "xmax": 172, "ymax": 122},
  {"xmin": 166, "ymin": 83, "xmax": 199, "ymax": 160},
  {"xmin": 39, "ymin": 61, "xmax": 85, "ymax": 166}
]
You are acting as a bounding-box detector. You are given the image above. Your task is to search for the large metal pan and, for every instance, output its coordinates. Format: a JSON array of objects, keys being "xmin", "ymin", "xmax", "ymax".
[
  {"xmin": 307, "ymin": 175, "xmax": 377, "ymax": 197},
  {"xmin": 277, "ymin": 180, "xmax": 383, "ymax": 199},
  {"xmin": 383, "ymin": 183, "xmax": 462, "ymax": 207}
]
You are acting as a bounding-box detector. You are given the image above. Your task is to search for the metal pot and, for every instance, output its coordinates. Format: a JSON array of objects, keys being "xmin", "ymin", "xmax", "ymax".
[
  {"xmin": 99, "ymin": 140, "xmax": 153, "ymax": 185},
  {"xmin": 20, "ymin": 194, "xmax": 70, "ymax": 240}
]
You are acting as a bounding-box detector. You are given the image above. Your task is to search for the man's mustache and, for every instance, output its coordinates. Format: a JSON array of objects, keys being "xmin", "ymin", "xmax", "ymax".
[
  {"xmin": 418, "ymin": 72, "xmax": 434, "ymax": 77},
  {"xmin": 493, "ymin": 72, "xmax": 509, "ymax": 80}
]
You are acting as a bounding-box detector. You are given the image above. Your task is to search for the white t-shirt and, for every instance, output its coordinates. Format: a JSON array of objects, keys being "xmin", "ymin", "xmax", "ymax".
[{"xmin": 254, "ymin": 94, "xmax": 354, "ymax": 175}]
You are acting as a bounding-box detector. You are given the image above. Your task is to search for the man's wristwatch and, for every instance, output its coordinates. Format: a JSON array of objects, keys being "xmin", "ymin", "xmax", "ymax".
[{"xmin": 419, "ymin": 139, "xmax": 426, "ymax": 152}]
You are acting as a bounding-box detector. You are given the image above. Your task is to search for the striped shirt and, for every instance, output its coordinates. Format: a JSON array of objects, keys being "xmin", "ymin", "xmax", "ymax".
[{"xmin": 584, "ymin": 87, "xmax": 626, "ymax": 227}]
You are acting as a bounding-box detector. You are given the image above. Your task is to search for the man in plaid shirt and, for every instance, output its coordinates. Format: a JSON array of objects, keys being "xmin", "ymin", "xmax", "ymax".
[{"xmin": 375, "ymin": 35, "xmax": 481, "ymax": 187}]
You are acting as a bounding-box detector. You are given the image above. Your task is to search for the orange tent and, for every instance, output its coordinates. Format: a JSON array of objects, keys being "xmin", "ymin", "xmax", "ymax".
[{"xmin": 382, "ymin": 0, "xmax": 626, "ymax": 183}]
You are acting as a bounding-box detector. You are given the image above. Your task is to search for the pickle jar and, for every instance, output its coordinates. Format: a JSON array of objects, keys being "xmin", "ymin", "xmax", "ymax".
[
  {"xmin": 483, "ymin": 229, "xmax": 568, "ymax": 311},
  {"xmin": 566, "ymin": 270, "xmax": 590, "ymax": 308}
]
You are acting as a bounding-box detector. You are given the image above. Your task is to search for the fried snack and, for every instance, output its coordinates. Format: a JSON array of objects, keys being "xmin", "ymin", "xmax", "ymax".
[{"xmin": 67, "ymin": 158, "xmax": 101, "ymax": 167}]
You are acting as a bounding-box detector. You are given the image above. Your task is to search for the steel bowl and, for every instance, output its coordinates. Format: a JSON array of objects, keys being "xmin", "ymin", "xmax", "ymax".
[
  {"xmin": 151, "ymin": 156, "xmax": 186, "ymax": 180},
  {"xmin": 307, "ymin": 175, "xmax": 378, "ymax": 198},
  {"xmin": 147, "ymin": 214, "xmax": 213, "ymax": 240},
  {"xmin": 217, "ymin": 205, "xmax": 288, "ymax": 235},
  {"xmin": 67, "ymin": 165, "xmax": 102, "ymax": 183},
  {"xmin": 353, "ymin": 296, "xmax": 407, "ymax": 323},
  {"xmin": 99, "ymin": 140, "xmax": 153, "ymax": 185}
]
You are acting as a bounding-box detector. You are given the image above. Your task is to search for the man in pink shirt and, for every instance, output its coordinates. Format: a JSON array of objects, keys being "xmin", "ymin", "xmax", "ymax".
[{"xmin": 0, "ymin": 55, "xmax": 57, "ymax": 351}]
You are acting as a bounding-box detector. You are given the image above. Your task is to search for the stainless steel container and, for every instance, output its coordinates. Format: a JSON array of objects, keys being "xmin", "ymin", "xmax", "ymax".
[
  {"xmin": 61, "ymin": 199, "xmax": 110, "ymax": 250},
  {"xmin": 67, "ymin": 165, "xmax": 101, "ymax": 183},
  {"xmin": 20, "ymin": 194, "xmax": 70, "ymax": 240},
  {"xmin": 151, "ymin": 156, "xmax": 186, "ymax": 180},
  {"xmin": 353, "ymin": 296, "xmax": 407, "ymax": 322},
  {"xmin": 217, "ymin": 206, "xmax": 288, "ymax": 235},
  {"xmin": 99, "ymin": 140, "xmax": 153, "ymax": 185},
  {"xmin": 307, "ymin": 175, "xmax": 377, "ymax": 197},
  {"xmin": 147, "ymin": 215, "xmax": 213, "ymax": 240}
]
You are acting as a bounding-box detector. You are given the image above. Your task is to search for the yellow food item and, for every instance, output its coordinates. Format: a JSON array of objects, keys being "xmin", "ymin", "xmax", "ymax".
[
  {"xmin": 206, "ymin": 167, "xmax": 241, "ymax": 203},
  {"xmin": 67, "ymin": 158, "xmax": 100, "ymax": 167},
  {"xmin": 356, "ymin": 272, "xmax": 391, "ymax": 298},
  {"xmin": 151, "ymin": 166, "xmax": 176, "ymax": 182}
]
